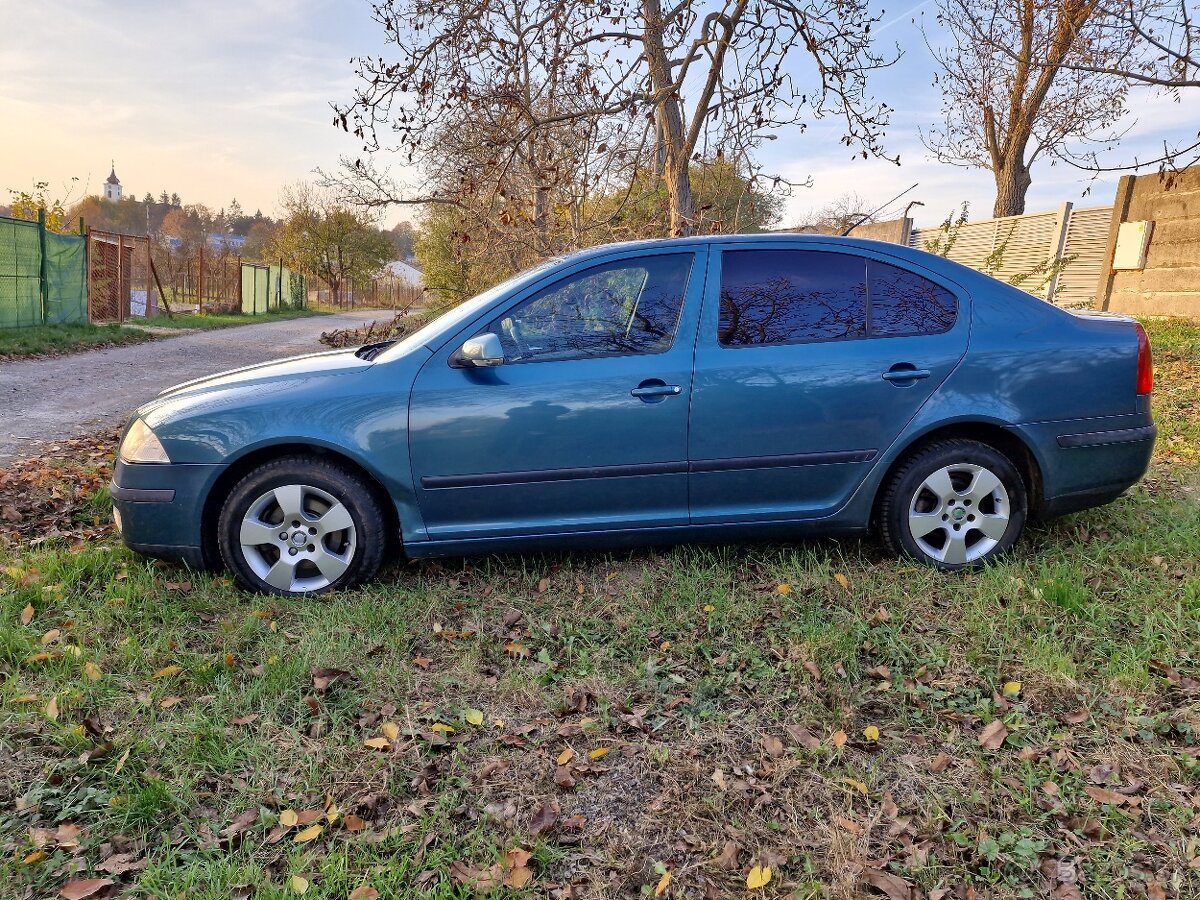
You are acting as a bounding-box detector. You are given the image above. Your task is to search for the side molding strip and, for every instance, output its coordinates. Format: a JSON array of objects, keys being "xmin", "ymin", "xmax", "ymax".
[{"xmin": 420, "ymin": 449, "xmax": 876, "ymax": 490}]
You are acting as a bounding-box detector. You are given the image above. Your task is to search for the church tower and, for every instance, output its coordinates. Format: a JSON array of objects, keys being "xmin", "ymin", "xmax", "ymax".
[{"xmin": 104, "ymin": 162, "xmax": 123, "ymax": 201}]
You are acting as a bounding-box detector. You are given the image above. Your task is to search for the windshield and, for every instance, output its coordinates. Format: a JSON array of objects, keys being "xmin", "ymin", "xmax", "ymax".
[{"xmin": 376, "ymin": 258, "xmax": 562, "ymax": 362}]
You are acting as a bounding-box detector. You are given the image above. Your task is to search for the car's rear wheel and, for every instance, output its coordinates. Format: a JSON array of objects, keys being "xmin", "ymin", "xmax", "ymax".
[
  {"xmin": 218, "ymin": 456, "xmax": 388, "ymax": 596},
  {"xmin": 879, "ymin": 439, "xmax": 1027, "ymax": 570}
]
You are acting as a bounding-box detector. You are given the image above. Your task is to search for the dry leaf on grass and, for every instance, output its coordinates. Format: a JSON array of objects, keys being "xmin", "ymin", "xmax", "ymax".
[
  {"xmin": 861, "ymin": 868, "xmax": 916, "ymax": 900},
  {"xmin": 746, "ymin": 865, "xmax": 772, "ymax": 889},
  {"xmin": 59, "ymin": 880, "xmax": 114, "ymax": 900},
  {"xmin": 348, "ymin": 888, "xmax": 380, "ymax": 900},
  {"xmin": 978, "ymin": 719, "xmax": 1009, "ymax": 750}
]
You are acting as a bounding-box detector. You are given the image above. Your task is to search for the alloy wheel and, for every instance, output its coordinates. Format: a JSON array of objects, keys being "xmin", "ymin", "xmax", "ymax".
[
  {"xmin": 238, "ymin": 483, "xmax": 356, "ymax": 592},
  {"xmin": 906, "ymin": 463, "xmax": 1011, "ymax": 565}
]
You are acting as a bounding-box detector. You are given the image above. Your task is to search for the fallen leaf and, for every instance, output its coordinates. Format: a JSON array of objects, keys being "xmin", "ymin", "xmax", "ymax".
[
  {"xmin": 589, "ymin": 746, "xmax": 610, "ymax": 759},
  {"xmin": 46, "ymin": 695, "xmax": 59, "ymax": 720},
  {"xmin": 95, "ymin": 852, "xmax": 147, "ymax": 875},
  {"xmin": 41, "ymin": 628, "xmax": 61, "ymax": 645},
  {"xmin": 465, "ymin": 708, "xmax": 484, "ymax": 726},
  {"xmin": 113, "ymin": 747, "xmax": 130, "ymax": 775},
  {"xmin": 978, "ymin": 719, "xmax": 1009, "ymax": 750},
  {"xmin": 20, "ymin": 603, "xmax": 34, "ymax": 625},
  {"xmin": 655, "ymin": 871, "xmax": 671, "ymax": 896},
  {"xmin": 761, "ymin": 735, "xmax": 784, "ymax": 757},
  {"xmin": 294, "ymin": 823, "xmax": 323, "ymax": 843},
  {"xmin": 867, "ymin": 606, "xmax": 891, "ymax": 625},
  {"xmin": 59, "ymin": 880, "xmax": 115, "ymax": 900},
  {"xmin": 310, "ymin": 666, "xmax": 350, "ymax": 693},
  {"xmin": 231, "ymin": 714, "xmax": 260, "ymax": 726},
  {"xmin": 348, "ymin": 888, "xmax": 380, "ymax": 900},
  {"xmin": 863, "ymin": 725, "xmax": 880, "ymax": 742},
  {"xmin": 506, "ymin": 866, "xmax": 533, "ymax": 889},
  {"xmin": 861, "ymin": 868, "xmax": 915, "ymax": 900},
  {"xmin": 279, "ymin": 809, "xmax": 299, "ymax": 827},
  {"xmin": 786, "ymin": 725, "xmax": 821, "ymax": 749},
  {"xmin": 429, "ymin": 722, "xmax": 455, "ymax": 733},
  {"xmin": 714, "ymin": 841, "xmax": 740, "ymax": 869},
  {"xmin": 929, "ymin": 753, "xmax": 951, "ymax": 773},
  {"xmin": 363, "ymin": 737, "xmax": 391, "ymax": 750},
  {"xmin": 380, "ymin": 721, "xmax": 400, "ymax": 741},
  {"xmin": 747, "ymin": 865, "xmax": 772, "ymax": 890},
  {"xmin": 528, "ymin": 799, "xmax": 559, "ymax": 835},
  {"xmin": 159, "ymin": 695, "xmax": 182, "ymax": 709},
  {"xmin": 558, "ymin": 747, "xmax": 575, "ymax": 765},
  {"xmin": 831, "ymin": 730, "xmax": 847, "ymax": 749},
  {"xmin": 289, "ymin": 874, "xmax": 309, "ymax": 894},
  {"xmin": 221, "ymin": 808, "xmax": 259, "ymax": 839},
  {"xmin": 83, "ymin": 661, "xmax": 103, "ymax": 681},
  {"xmin": 22, "ymin": 850, "xmax": 46, "ymax": 864},
  {"xmin": 776, "ymin": 583, "xmax": 792, "ymax": 594},
  {"xmin": 1084, "ymin": 786, "xmax": 1130, "ymax": 806},
  {"xmin": 537, "ymin": 577, "xmax": 550, "ymax": 593},
  {"xmin": 1002, "ymin": 680, "xmax": 1022, "ymax": 698},
  {"xmin": 413, "ymin": 654, "xmax": 431, "ymax": 669},
  {"xmin": 152, "ymin": 664, "xmax": 182, "ymax": 680},
  {"xmin": 834, "ymin": 572, "xmax": 850, "ymax": 590}
]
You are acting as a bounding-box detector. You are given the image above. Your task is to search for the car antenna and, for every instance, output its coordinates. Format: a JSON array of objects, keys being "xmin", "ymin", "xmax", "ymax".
[{"xmin": 840, "ymin": 183, "xmax": 920, "ymax": 237}]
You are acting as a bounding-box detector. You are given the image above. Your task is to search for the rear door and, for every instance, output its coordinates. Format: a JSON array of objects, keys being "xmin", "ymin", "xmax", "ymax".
[
  {"xmin": 408, "ymin": 248, "xmax": 706, "ymax": 541},
  {"xmin": 688, "ymin": 243, "xmax": 968, "ymax": 524}
]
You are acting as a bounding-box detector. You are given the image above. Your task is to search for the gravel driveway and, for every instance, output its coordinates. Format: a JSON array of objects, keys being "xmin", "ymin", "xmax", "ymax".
[{"xmin": 0, "ymin": 311, "xmax": 387, "ymax": 463}]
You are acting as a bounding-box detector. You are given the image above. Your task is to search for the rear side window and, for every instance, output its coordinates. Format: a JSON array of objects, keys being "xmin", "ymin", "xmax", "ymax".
[
  {"xmin": 869, "ymin": 260, "xmax": 958, "ymax": 337},
  {"xmin": 718, "ymin": 250, "xmax": 867, "ymax": 346},
  {"xmin": 718, "ymin": 249, "xmax": 957, "ymax": 347}
]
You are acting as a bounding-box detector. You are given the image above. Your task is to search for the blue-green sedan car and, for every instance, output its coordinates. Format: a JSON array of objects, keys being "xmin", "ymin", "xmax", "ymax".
[{"xmin": 111, "ymin": 235, "xmax": 1156, "ymax": 596}]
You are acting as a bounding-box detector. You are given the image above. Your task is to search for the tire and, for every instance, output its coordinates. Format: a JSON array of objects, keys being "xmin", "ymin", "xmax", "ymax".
[
  {"xmin": 879, "ymin": 439, "xmax": 1027, "ymax": 570},
  {"xmin": 217, "ymin": 456, "xmax": 389, "ymax": 596}
]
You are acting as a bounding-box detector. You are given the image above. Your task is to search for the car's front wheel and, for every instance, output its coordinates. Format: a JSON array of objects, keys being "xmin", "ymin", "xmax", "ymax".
[
  {"xmin": 879, "ymin": 440, "xmax": 1027, "ymax": 570},
  {"xmin": 217, "ymin": 456, "xmax": 389, "ymax": 596}
]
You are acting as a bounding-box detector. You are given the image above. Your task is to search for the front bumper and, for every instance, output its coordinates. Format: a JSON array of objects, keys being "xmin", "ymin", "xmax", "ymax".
[{"xmin": 111, "ymin": 459, "xmax": 224, "ymax": 567}]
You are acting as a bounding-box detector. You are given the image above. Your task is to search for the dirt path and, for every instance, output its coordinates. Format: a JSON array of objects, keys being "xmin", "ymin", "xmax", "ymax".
[{"xmin": 0, "ymin": 311, "xmax": 387, "ymax": 463}]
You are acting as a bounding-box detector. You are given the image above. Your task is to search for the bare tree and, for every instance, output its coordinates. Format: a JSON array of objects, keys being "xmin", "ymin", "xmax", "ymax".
[
  {"xmin": 333, "ymin": 0, "xmax": 897, "ymax": 237},
  {"xmin": 924, "ymin": 0, "xmax": 1134, "ymax": 217}
]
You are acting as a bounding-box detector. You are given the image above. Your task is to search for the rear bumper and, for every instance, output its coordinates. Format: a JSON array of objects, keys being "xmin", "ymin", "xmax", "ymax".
[
  {"xmin": 1018, "ymin": 420, "xmax": 1155, "ymax": 519},
  {"xmin": 111, "ymin": 459, "xmax": 223, "ymax": 566}
]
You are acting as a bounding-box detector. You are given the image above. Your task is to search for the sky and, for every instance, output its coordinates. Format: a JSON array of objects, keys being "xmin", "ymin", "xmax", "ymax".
[{"xmin": 2, "ymin": 0, "xmax": 1197, "ymax": 230}]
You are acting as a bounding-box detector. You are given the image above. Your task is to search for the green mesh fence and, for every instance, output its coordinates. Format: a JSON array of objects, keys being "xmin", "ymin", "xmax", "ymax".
[
  {"xmin": 0, "ymin": 216, "xmax": 44, "ymax": 328},
  {"xmin": 240, "ymin": 264, "xmax": 270, "ymax": 314},
  {"xmin": 43, "ymin": 231, "xmax": 87, "ymax": 324}
]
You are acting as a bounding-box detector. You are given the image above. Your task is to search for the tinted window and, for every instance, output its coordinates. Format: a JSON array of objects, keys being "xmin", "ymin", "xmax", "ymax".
[
  {"xmin": 718, "ymin": 250, "xmax": 867, "ymax": 346},
  {"xmin": 487, "ymin": 254, "xmax": 692, "ymax": 363},
  {"xmin": 869, "ymin": 260, "xmax": 957, "ymax": 336}
]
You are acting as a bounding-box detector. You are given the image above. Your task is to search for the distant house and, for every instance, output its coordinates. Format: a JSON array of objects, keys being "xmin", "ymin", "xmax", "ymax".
[
  {"xmin": 207, "ymin": 232, "xmax": 247, "ymax": 252},
  {"xmin": 386, "ymin": 259, "xmax": 423, "ymax": 287}
]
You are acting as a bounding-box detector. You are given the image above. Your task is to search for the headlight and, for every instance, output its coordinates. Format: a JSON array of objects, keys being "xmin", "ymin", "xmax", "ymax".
[{"xmin": 119, "ymin": 419, "xmax": 170, "ymax": 464}]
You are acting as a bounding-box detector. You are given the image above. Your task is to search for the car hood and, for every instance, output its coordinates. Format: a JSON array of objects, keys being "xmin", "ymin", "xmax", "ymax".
[{"xmin": 152, "ymin": 347, "xmax": 371, "ymax": 403}]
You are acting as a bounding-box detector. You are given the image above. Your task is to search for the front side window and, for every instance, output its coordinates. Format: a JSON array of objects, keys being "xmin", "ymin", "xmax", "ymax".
[
  {"xmin": 719, "ymin": 250, "xmax": 867, "ymax": 347},
  {"xmin": 485, "ymin": 254, "xmax": 693, "ymax": 363}
]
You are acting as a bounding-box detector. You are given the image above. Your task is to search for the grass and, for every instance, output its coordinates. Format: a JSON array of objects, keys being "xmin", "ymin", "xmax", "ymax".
[
  {"xmin": 150, "ymin": 307, "xmax": 325, "ymax": 330},
  {"xmin": 1, "ymin": 319, "xmax": 1198, "ymax": 899},
  {"xmin": 0, "ymin": 323, "xmax": 156, "ymax": 360}
]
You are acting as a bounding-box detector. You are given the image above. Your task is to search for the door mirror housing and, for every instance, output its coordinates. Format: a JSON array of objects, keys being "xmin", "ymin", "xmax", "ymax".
[{"xmin": 451, "ymin": 332, "xmax": 505, "ymax": 368}]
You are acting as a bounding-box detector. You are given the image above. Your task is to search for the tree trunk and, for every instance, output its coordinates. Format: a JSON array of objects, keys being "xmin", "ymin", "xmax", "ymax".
[
  {"xmin": 642, "ymin": 0, "xmax": 694, "ymax": 236},
  {"xmin": 992, "ymin": 158, "xmax": 1033, "ymax": 218}
]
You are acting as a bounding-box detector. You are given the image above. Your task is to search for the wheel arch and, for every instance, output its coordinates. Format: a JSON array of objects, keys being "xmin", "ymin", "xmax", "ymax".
[
  {"xmin": 870, "ymin": 420, "xmax": 1044, "ymax": 529},
  {"xmin": 199, "ymin": 441, "xmax": 400, "ymax": 569}
]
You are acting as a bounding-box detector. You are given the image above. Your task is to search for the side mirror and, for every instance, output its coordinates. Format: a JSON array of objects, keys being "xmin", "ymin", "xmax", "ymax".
[{"xmin": 451, "ymin": 332, "xmax": 505, "ymax": 368}]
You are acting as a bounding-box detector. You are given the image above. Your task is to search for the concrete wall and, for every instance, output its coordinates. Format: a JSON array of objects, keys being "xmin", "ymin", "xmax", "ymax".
[
  {"xmin": 847, "ymin": 217, "xmax": 912, "ymax": 244},
  {"xmin": 1100, "ymin": 167, "xmax": 1200, "ymax": 317}
]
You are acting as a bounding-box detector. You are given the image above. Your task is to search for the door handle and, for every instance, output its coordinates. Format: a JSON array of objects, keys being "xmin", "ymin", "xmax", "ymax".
[
  {"xmin": 631, "ymin": 380, "xmax": 682, "ymax": 400},
  {"xmin": 882, "ymin": 366, "xmax": 931, "ymax": 384}
]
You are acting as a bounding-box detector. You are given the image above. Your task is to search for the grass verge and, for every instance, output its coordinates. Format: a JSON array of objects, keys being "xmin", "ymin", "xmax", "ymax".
[
  {"xmin": 0, "ymin": 324, "xmax": 156, "ymax": 361},
  {"xmin": 150, "ymin": 308, "xmax": 325, "ymax": 330},
  {"xmin": 1, "ymin": 319, "xmax": 1197, "ymax": 900}
]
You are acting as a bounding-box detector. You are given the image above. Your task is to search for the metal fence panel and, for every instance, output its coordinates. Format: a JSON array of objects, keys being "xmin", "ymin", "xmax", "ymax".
[{"xmin": 1056, "ymin": 206, "xmax": 1114, "ymax": 307}]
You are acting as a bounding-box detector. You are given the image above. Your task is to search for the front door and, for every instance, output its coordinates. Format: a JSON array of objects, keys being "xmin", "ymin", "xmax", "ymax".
[
  {"xmin": 688, "ymin": 244, "xmax": 969, "ymax": 524},
  {"xmin": 409, "ymin": 249, "xmax": 706, "ymax": 541}
]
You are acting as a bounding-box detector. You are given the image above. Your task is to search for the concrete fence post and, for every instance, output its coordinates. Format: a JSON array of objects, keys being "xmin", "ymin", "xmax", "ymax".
[{"xmin": 1044, "ymin": 202, "xmax": 1073, "ymax": 302}]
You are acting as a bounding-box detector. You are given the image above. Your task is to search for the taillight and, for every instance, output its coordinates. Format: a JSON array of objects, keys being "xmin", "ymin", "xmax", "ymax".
[{"xmin": 1135, "ymin": 323, "xmax": 1153, "ymax": 395}]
